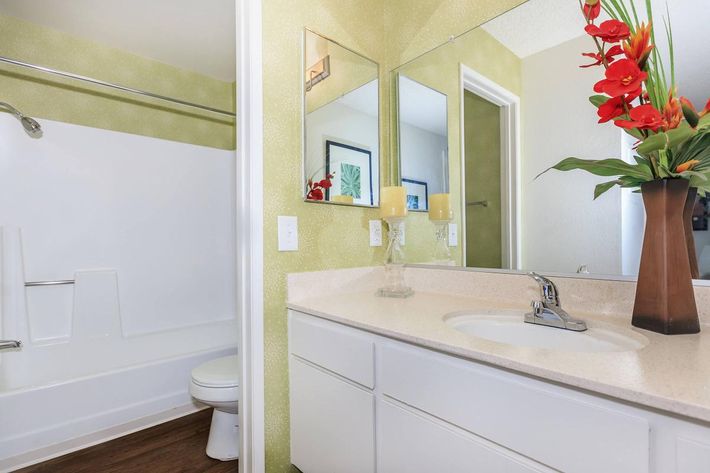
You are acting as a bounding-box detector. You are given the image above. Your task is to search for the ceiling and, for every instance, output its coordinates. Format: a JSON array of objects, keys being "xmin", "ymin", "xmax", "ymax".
[
  {"xmin": 481, "ymin": 0, "xmax": 708, "ymax": 105},
  {"xmin": 398, "ymin": 75, "xmax": 447, "ymax": 136},
  {"xmin": 0, "ymin": 0, "xmax": 236, "ymax": 81}
]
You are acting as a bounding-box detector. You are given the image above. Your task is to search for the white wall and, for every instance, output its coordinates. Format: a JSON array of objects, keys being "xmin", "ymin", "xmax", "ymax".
[
  {"xmin": 0, "ymin": 115, "xmax": 236, "ymax": 344},
  {"xmin": 400, "ymin": 122, "xmax": 448, "ymax": 196},
  {"xmin": 521, "ymin": 35, "xmax": 623, "ymax": 275},
  {"xmin": 305, "ymin": 102, "xmax": 380, "ymax": 205}
]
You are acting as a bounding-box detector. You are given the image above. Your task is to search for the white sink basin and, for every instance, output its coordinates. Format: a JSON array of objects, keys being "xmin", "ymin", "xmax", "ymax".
[{"xmin": 445, "ymin": 311, "xmax": 648, "ymax": 353}]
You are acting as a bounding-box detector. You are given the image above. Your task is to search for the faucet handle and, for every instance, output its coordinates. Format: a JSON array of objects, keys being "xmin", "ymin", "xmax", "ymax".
[
  {"xmin": 527, "ymin": 272, "xmax": 560, "ymax": 307},
  {"xmin": 530, "ymin": 300, "xmax": 544, "ymax": 317}
]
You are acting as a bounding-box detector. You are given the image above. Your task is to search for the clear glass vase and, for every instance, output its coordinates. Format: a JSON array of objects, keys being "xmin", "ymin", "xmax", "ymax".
[{"xmin": 377, "ymin": 217, "xmax": 413, "ymax": 298}]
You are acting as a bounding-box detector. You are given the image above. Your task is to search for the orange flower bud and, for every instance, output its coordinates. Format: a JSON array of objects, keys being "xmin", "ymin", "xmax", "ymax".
[{"xmin": 676, "ymin": 160, "xmax": 700, "ymax": 173}]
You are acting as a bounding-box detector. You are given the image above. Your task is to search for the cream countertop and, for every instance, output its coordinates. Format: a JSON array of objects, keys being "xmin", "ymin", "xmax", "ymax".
[{"xmin": 287, "ymin": 266, "xmax": 710, "ymax": 424}]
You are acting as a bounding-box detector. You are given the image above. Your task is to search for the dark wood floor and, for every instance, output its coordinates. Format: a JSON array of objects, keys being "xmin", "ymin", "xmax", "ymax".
[{"xmin": 16, "ymin": 409, "xmax": 238, "ymax": 473}]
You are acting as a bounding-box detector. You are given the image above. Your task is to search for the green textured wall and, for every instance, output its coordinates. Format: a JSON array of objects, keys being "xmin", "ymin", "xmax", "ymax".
[
  {"xmin": 0, "ymin": 14, "xmax": 235, "ymax": 149},
  {"xmin": 263, "ymin": 1, "xmax": 526, "ymax": 472},
  {"xmin": 262, "ymin": 1, "xmax": 386, "ymax": 471},
  {"xmin": 464, "ymin": 90, "xmax": 502, "ymax": 268}
]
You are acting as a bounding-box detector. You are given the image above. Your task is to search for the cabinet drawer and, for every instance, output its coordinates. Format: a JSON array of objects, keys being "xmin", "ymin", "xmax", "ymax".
[
  {"xmin": 381, "ymin": 341, "xmax": 650, "ymax": 473},
  {"xmin": 379, "ymin": 399, "xmax": 552, "ymax": 473},
  {"xmin": 290, "ymin": 358, "xmax": 375, "ymax": 473},
  {"xmin": 289, "ymin": 311, "xmax": 374, "ymax": 388}
]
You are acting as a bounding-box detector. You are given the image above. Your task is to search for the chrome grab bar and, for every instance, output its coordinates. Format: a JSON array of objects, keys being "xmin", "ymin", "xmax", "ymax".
[
  {"xmin": 0, "ymin": 340, "xmax": 22, "ymax": 350},
  {"xmin": 25, "ymin": 279, "xmax": 75, "ymax": 287}
]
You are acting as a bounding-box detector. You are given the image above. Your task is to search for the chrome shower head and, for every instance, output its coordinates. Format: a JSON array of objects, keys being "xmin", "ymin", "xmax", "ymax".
[
  {"xmin": 20, "ymin": 116, "xmax": 42, "ymax": 138},
  {"xmin": 0, "ymin": 101, "xmax": 43, "ymax": 138}
]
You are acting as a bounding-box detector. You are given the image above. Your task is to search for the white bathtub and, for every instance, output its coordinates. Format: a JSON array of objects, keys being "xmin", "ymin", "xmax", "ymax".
[{"xmin": 0, "ymin": 320, "xmax": 238, "ymax": 470}]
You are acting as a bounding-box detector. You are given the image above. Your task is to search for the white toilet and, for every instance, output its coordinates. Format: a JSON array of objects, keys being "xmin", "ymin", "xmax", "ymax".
[{"xmin": 190, "ymin": 355, "xmax": 239, "ymax": 461}]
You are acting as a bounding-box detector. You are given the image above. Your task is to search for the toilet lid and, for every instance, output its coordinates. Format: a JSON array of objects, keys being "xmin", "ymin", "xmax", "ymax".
[{"xmin": 191, "ymin": 355, "xmax": 239, "ymax": 388}]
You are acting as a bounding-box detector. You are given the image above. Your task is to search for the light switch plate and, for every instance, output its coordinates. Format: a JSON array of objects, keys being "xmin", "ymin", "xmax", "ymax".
[
  {"xmin": 448, "ymin": 223, "xmax": 458, "ymax": 247},
  {"xmin": 278, "ymin": 216, "xmax": 298, "ymax": 251},
  {"xmin": 369, "ymin": 220, "xmax": 382, "ymax": 246}
]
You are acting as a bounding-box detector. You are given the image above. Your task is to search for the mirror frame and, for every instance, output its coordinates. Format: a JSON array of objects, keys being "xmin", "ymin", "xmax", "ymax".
[{"xmin": 301, "ymin": 27, "xmax": 381, "ymax": 209}]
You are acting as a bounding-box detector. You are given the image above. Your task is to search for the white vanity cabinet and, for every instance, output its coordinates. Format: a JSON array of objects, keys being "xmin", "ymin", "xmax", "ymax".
[{"xmin": 288, "ymin": 310, "xmax": 710, "ymax": 473}]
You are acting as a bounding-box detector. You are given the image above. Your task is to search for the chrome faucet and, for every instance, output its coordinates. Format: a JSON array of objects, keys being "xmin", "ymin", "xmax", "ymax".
[
  {"xmin": 0, "ymin": 339, "xmax": 22, "ymax": 351},
  {"xmin": 525, "ymin": 273, "xmax": 587, "ymax": 332}
]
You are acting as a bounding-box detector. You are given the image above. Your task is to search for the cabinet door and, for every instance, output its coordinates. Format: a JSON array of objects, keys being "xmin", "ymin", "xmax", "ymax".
[
  {"xmin": 378, "ymin": 399, "xmax": 552, "ymax": 473},
  {"xmin": 290, "ymin": 357, "xmax": 375, "ymax": 473}
]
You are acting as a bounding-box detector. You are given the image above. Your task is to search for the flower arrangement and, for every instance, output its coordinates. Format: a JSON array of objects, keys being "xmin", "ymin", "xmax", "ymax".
[
  {"xmin": 306, "ymin": 171, "xmax": 334, "ymax": 200},
  {"xmin": 543, "ymin": 0, "xmax": 710, "ymax": 199}
]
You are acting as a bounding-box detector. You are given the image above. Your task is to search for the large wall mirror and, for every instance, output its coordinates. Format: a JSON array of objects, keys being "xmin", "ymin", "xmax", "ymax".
[
  {"xmin": 303, "ymin": 29, "xmax": 380, "ymax": 207},
  {"xmin": 393, "ymin": 0, "xmax": 709, "ymax": 280}
]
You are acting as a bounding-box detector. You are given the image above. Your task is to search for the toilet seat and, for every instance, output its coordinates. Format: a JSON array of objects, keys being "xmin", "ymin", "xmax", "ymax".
[
  {"xmin": 190, "ymin": 356, "xmax": 239, "ymax": 404},
  {"xmin": 191, "ymin": 355, "xmax": 239, "ymax": 388}
]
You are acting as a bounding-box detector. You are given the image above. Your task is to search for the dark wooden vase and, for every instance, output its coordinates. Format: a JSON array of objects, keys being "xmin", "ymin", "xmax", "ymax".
[{"xmin": 632, "ymin": 179, "xmax": 700, "ymax": 335}]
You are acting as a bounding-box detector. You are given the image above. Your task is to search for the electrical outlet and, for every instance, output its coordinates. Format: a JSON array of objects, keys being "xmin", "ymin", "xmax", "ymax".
[
  {"xmin": 369, "ymin": 220, "xmax": 382, "ymax": 246},
  {"xmin": 277, "ymin": 216, "xmax": 298, "ymax": 251},
  {"xmin": 448, "ymin": 223, "xmax": 458, "ymax": 247}
]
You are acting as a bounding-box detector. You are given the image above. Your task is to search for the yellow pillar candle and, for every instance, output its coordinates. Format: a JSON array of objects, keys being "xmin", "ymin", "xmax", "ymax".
[
  {"xmin": 332, "ymin": 195, "xmax": 354, "ymax": 204},
  {"xmin": 429, "ymin": 193, "xmax": 452, "ymax": 221},
  {"xmin": 380, "ymin": 186, "xmax": 408, "ymax": 218}
]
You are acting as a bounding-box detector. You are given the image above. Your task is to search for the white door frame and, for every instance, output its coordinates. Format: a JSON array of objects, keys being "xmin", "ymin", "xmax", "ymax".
[
  {"xmin": 459, "ymin": 64, "xmax": 521, "ymax": 270},
  {"xmin": 236, "ymin": 0, "xmax": 264, "ymax": 472}
]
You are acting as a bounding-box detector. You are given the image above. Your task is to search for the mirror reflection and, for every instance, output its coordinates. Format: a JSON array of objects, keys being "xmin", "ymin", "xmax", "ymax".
[
  {"xmin": 303, "ymin": 29, "xmax": 380, "ymax": 207},
  {"xmin": 397, "ymin": 75, "xmax": 448, "ymax": 212},
  {"xmin": 394, "ymin": 0, "xmax": 709, "ymax": 279}
]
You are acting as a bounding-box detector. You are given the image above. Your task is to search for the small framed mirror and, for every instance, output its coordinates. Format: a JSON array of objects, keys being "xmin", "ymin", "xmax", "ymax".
[{"xmin": 303, "ymin": 29, "xmax": 380, "ymax": 207}]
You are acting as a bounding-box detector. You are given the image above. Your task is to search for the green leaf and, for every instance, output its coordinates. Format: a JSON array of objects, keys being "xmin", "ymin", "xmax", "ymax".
[
  {"xmin": 539, "ymin": 157, "xmax": 653, "ymax": 181},
  {"xmin": 666, "ymin": 124, "xmax": 696, "ymax": 148},
  {"xmin": 594, "ymin": 180, "xmax": 620, "ymax": 200},
  {"xmin": 637, "ymin": 133, "xmax": 668, "ymax": 154},
  {"xmin": 589, "ymin": 95, "xmax": 609, "ymax": 107}
]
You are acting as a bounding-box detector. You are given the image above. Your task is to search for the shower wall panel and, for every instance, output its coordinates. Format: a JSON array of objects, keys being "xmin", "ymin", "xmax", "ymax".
[{"xmin": 0, "ymin": 114, "xmax": 236, "ymax": 342}]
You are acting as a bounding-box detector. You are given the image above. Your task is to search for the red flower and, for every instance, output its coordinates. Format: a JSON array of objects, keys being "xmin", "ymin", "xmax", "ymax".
[
  {"xmin": 594, "ymin": 59, "xmax": 647, "ymax": 97},
  {"xmin": 623, "ymin": 22, "xmax": 654, "ymax": 69},
  {"xmin": 580, "ymin": 45, "xmax": 623, "ymax": 68},
  {"xmin": 702, "ymin": 99, "xmax": 710, "ymax": 117},
  {"xmin": 615, "ymin": 104, "xmax": 665, "ymax": 132},
  {"xmin": 319, "ymin": 178, "xmax": 332, "ymax": 189},
  {"xmin": 582, "ymin": 0, "xmax": 601, "ymax": 21},
  {"xmin": 585, "ymin": 20, "xmax": 631, "ymax": 43},
  {"xmin": 307, "ymin": 188, "xmax": 324, "ymax": 200},
  {"xmin": 597, "ymin": 94, "xmax": 635, "ymax": 123}
]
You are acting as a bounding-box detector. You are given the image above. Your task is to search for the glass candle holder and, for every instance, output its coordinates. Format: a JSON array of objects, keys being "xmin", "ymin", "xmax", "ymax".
[
  {"xmin": 377, "ymin": 216, "xmax": 414, "ymax": 298},
  {"xmin": 431, "ymin": 219, "xmax": 453, "ymax": 265}
]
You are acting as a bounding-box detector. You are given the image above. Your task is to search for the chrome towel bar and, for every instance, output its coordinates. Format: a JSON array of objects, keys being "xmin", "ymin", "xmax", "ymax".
[
  {"xmin": 0, "ymin": 340, "xmax": 22, "ymax": 350},
  {"xmin": 25, "ymin": 279, "xmax": 75, "ymax": 287},
  {"xmin": 466, "ymin": 200, "xmax": 489, "ymax": 207}
]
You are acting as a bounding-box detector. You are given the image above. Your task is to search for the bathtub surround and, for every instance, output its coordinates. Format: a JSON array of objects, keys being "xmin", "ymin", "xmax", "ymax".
[{"xmin": 0, "ymin": 116, "xmax": 238, "ymax": 467}]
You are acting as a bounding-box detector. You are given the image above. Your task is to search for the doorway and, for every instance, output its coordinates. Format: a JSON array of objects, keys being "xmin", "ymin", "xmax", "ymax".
[{"xmin": 460, "ymin": 65, "xmax": 520, "ymax": 270}]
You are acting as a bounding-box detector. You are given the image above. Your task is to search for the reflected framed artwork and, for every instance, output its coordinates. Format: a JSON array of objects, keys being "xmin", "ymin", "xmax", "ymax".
[
  {"xmin": 325, "ymin": 140, "xmax": 373, "ymax": 205},
  {"xmin": 402, "ymin": 178, "xmax": 428, "ymax": 211}
]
